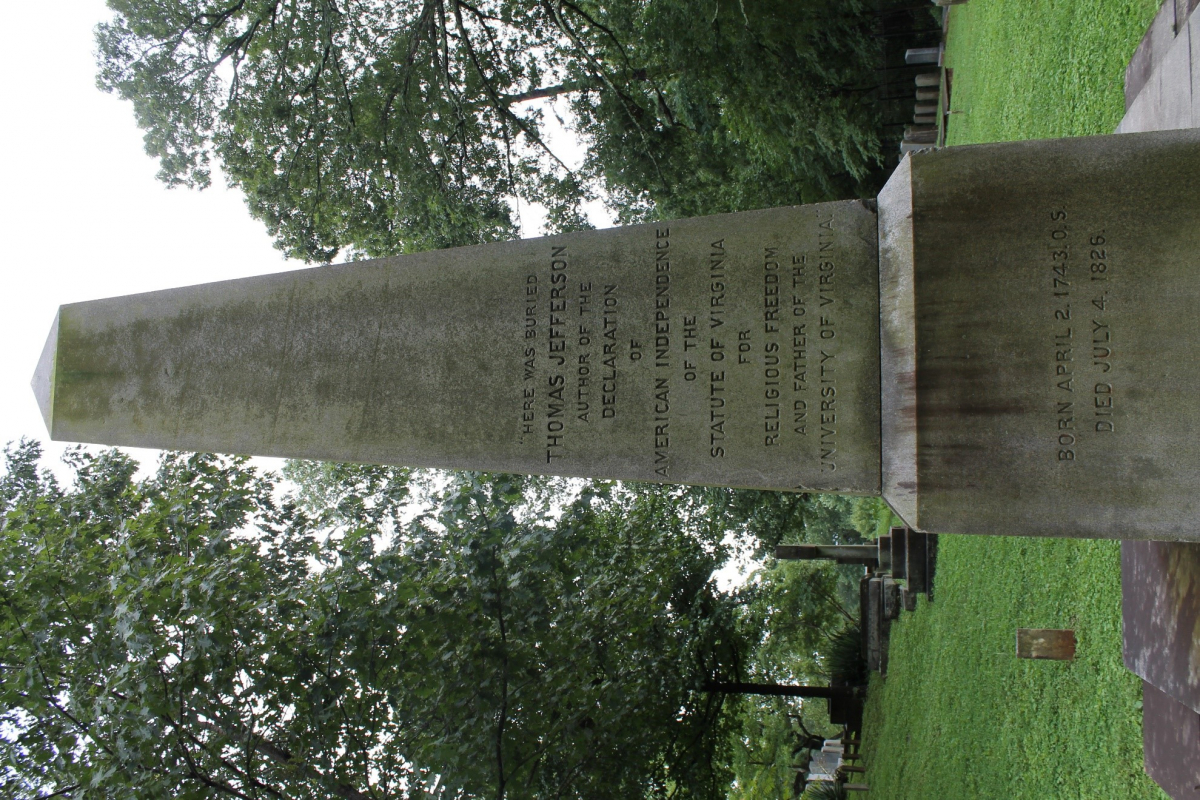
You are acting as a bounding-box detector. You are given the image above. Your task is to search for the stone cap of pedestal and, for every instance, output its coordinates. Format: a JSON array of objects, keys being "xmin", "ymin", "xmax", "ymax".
[{"xmin": 877, "ymin": 154, "xmax": 918, "ymax": 529}]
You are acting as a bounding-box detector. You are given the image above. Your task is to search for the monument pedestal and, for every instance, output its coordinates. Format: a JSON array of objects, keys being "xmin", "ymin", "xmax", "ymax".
[{"xmin": 879, "ymin": 128, "xmax": 1200, "ymax": 539}]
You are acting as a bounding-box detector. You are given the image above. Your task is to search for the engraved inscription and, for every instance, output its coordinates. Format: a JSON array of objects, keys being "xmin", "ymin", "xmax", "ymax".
[
  {"xmin": 653, "ymin": 229, "xmax": 672, "ymax": 476},
  {"xmin": 1048, "ymin": 209, "xmax": 1075, "ymax": 461},
  {"xmin": 519, "ymin": 272, "xmax": 539, "ymax": 443},
  {"xmin": 547, "ymin": 247, "xmax": 569, "ymax": 463},
  {"xmin": 763, "ymin": 247, "xmax": 782, "ymax": 445},
  {"xmin": 601, "ymin": 284, "xmax": 618, "ymax": 420},
  {"xmin": 1049, "ymin": 210, "xmax": 1116, "ymax": 463},
  {"xmin": 708, "ymin": 236, "xmax": 728, "ymax": 458},
  {"xmin": 817, "ymin": 215, "xmax": 838, "ymax": 472},
  {"xmin": 511, "ymin": 204, "xmax": 874, "ymax": 491},
  {"xmin": 1088, "ymin": 231, "xmax": 1115, "ymax": 434},
  {"xmin": 791, "ymin": 254, "xmax": 809, "ymax": 436},
  {"xmin": 577, "ymin": 281, "xmax": 593, "ymax": 422}
]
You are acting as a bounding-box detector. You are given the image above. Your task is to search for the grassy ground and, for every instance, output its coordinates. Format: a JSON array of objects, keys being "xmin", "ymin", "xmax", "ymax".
[
  {"xmin": 943, "ymin": 0, "xmax": 1162, "ymax": 144},
  {"xmin": 860, "ymin": 1, "xmax": 1170, "ymax": 798},
  {"xmin": 861, "ymin": 537, "xmax": 1166, "ymax": 799}
]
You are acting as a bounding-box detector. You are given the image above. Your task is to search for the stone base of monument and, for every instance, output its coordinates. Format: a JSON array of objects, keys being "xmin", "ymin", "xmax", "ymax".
[
  {"xmin": 1123, "ymin": 540, "xmax": 1200, "ymax": 716},
  {"xmin": 1118, "ymin": 0, "xmax": 1200, "ymax": 134},
  {"xmin": 878, "ymin": 127, "xmax": 1200, "ymax": 540},
  {"xmin": 1123, "ymin": 538, "xmax": 1200, "ymax": 800}
]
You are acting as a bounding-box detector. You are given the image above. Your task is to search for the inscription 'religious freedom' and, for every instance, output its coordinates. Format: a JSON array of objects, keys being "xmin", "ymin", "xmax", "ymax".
[{"xmin": 512, "ymin": 204, "xmax": 879, "ymax": 493}]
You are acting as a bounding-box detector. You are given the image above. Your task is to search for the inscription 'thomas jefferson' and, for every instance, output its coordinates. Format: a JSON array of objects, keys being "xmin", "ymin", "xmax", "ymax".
[{"xmin": 515, "ymin": 203, "xmax": 880, "ymax": 493}]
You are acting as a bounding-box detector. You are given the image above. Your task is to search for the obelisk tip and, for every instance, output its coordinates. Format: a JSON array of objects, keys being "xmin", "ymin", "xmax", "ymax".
[{"xmin": 31, "ymin": 311, "xmax": 59, "ymax": 435}]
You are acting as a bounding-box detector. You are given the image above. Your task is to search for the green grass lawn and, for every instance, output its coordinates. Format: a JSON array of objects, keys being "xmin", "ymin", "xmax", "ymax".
[
  {"xmin": 860, "ymin": 1, "xmax": 1170, "ymax": 798},
  {"xmin": 860, "ymin": 537, "xmax": 1166, "ymax": 799},
  {"xmin": 943, "ymin": 0, "xmax": 1162, "ymax": 144}
]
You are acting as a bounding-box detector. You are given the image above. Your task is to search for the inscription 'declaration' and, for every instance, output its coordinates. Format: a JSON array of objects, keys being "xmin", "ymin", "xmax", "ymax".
[{"xmin": 1048, "ymin": 208, "xmax": 1116, "ymax": 464}]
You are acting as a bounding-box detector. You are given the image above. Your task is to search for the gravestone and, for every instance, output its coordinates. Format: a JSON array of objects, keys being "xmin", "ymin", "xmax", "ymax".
[{"xmin": 32, "ymin": 128, "xmax": 1200, "ymax": 540}]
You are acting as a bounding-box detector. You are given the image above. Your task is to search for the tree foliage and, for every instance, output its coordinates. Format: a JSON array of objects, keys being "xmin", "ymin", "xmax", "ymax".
[
  {"xmin": 1, "ymin": 443, "xmax": 751, "ymax": 799},
  {"xmin": 96, "ymin": 0, "xmax": 886, "ymax": 261}
]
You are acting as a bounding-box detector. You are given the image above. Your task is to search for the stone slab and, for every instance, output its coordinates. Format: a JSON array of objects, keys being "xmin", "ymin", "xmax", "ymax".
[
  {"xmin": 1123, "ymin": 539, "xmax": 1200, "ymax": 714},
  {"xmin": 1157, "ymin": 18, "xmax": 1195, "ymax": 129},
  {"xmin": 1125, "ymin": 0, "xmax": 1181, "ymax": 111},
  {"xmin": 36, "ymin": 204, "xmax": 881, "ymax": 494},
  {"xmin": 1142, "ymin": 681, "xmax": 1200, "ymax": 799},
  {"xmin": 878, "ymin": 155, "xmax": 917, "ymax": 525},
  {"xmin": 1192, "ymin": 11, "xmax": 1200, "ymax": 127},
  {"xmin": 878, "ymin": 128, "xmax": 1200, "ymax": 539},
  {"xmin": 1119, "ymin": 1, "xmax": 1197, "ymax": 134}
]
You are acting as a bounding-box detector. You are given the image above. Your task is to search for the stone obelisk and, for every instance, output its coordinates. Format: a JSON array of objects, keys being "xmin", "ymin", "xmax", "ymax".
[
  {"xmin": 32, "ymin": 204, "xmax": 882, "ymax": 496},
  {"xmin": 32, "ymin": 128, "xmax": 1200, "ymax": 540}
]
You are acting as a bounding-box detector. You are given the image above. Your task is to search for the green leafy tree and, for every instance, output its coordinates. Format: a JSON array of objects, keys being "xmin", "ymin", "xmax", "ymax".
[
  {"xmin": 95, "ymin": 0, "xmax": 887, "ymax": 261},
  {"xmin": 577, "ymin": 0, "xmax": 886, "ymax": 224},
  {"xmin": 1, "ymin": 443, "xmax": 748, "ymax": 799}
]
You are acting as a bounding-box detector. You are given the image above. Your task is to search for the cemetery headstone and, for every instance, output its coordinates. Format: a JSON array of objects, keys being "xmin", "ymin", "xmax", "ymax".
[{"xmin": 1015, "ymin": 628, "xmax": 1077, "ymax": 661}]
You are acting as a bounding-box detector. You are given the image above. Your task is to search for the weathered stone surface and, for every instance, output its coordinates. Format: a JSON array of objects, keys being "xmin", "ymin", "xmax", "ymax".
[
  {"xmin": 34, "ymin": 204, "xmax": 881, "ymax": 493},
  {"xmin": 1142, "ymin": 681, "xmax": 1200, "ymax": 799},
  {"xmin": 878, "ymin": 156, "xmax": 918, "ymax": 526},
  {"xmin": 32, "ymin": 312, "xmax": 59, "ymax": 433},
  {"xmin": 1123, "ymin": 0, "xmax": 1181, "ymax": 113},
  {"xmin": 1123, "ymin": 539, "xmax": 1200, "ymax": 715},
  {"xmin": 878, "ymin": 128, "xmax": 1200, "ymax": 539},
  {"xmin": 1120, "ymin": 0, "xmax": 1198, "ymax": 134}
]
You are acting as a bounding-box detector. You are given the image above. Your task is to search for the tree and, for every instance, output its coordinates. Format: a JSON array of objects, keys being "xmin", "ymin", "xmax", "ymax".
[
  {"xmin": 95, "ymin": 0, "xmax": 886, "ymax": 261},
  {"xmin": 1, "ymin": 443, "xmax": 748, "ymax": 799}
]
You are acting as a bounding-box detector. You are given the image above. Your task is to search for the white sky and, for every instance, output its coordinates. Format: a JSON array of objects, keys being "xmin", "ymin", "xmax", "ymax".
[
  {"xmin": 0, "ymin": 0, "xmax": 609, "ymax": 482},
  {"xmin": 0, "ymin": 0, "xmax": 298, "ymax": 474}
]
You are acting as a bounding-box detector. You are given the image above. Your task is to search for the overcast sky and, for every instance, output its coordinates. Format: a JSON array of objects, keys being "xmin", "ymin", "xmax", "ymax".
[
  {"xmin": 0, "ymin": 1, "xmax": 298, "ymax": 474},
  {"xmin": 0, "ymin": 0, "xmax": 608, "ymax": 481}
]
